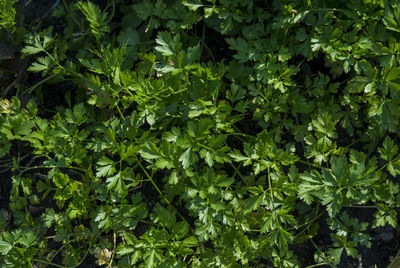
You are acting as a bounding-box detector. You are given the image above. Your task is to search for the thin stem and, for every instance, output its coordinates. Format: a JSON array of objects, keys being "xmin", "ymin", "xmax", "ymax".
[
  {"xmin": 48, "ymin": 241, "xmax": 70, "ymax": 263},
  {"xmin": 310, "ymin": 8, "xmax": 346, "ymax": 13},
  {"xmin": 23, "ymin": 73, "xmax": 58, "ymax": 95},
  {"xmin": 347, "ymin": 137, "xmax": 361, "ymax": 148},
  {"xmin": 304, "ymin": 263, "xmax": 328, "ymax": 268},
  {"xmin": 377, "ymin": 156, "xmax": 400, "ymax": 173},
  {"xmin": 197, "ymin": 143, "xmax": 214, "ymax": 152},
  {"xmin": 297, "ymin": 159, "xmax": 331, "ymax": 171},
  {"xmin": 32, "ymin": 247, "xmax": 89, "ymax": 268},
  {"xmin": 108, "ymin": 231, "xmax": 116, "ymax": 268},
  {"xmin": 387, "ymin": 246, "xmax": 400, "ymax": 268},
  {"xmin": 115, "ymin": 100, "xmax": 125, "ymax": 120},
  {"xmin": 229, "ymin": 162, "xmax": 248, "ymax": 185},
  {"xmin": 31, "ymin": 258, "xmax": 67, "ymax": 268},
  {"xmin": 199, "ymin": 22, "xmax": 206, "ymax": 63},
  {"xmin": 268, "ymin": 166, "xmax": 273, "ymax": 201},
  {"xmin": 343, "ymin": 205, "xmax": 376, "ymax": 209},
  {"xmin": 232, "ymin": 124, "xmax": 254, "ymax": 138},
  {"xmin": 292, "ymin": 211, "xmax": 324, "ymax": 235},
  {"xmin": 138, "ymin": 162, "xmax": 193, "ymax": 231},
  {"xmin": 18, "ymin": 165, "xmax": 85, "ymax": 177}
]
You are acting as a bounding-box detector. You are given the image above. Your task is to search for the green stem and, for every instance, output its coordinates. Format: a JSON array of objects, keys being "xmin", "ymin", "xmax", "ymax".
[
  {"xmin": 18, "ymin": 165, "xmax": 85, "ymax": 177},
  {"xmin": 376, "ymin": 156, "xmax": 400, "ymax": 173},
  {"xmin": 198, "ymin": 22, "xmax": 206, "ymax": 63},
  {"xmin": 32, "ymin": 247, "xmax": 89, "ymax": 268},
  {"xmin": 387, "ymin": 246, "xmax": 400, "ymax": 268},
  {"xmin": 304, "ymin": 263, "xmax": 328, "ymax": 268},
  {"xmin": 31, "ymin": 259, "xmax": 67, "ymax": 268},
  {"xmin": 115, "ymin": 101, "xmax": 125, "ymax": 120},
  {"xmin": 268, "ymin": 166, "xmax": 274, "ymax": 201},
  {"xmin": 310, "ymin": 8, "xmax": 346, "ymax": 13},
  {"xmin": 197, "ymin": 143, "xmax": 214, "ymax": 152},
  {"xmin": 138, "ymin": 162, "xmax": 193, "ymax": 231},
  {"xmin": 232, "ymin": 124, "xmax": 254, "ymax": 138},
  {"xmin": 108, "ymin": 231, "xmax": 116, "ymax": 268},
  {"xmin": 229, "ymin": 162, "xmax": 248, "ymax": 185},
  {"xmin": 292, "ymin": 211, "xmax": 324, "ymax": 235},
  {"xmin": 343, "ymin": 205, "xmax": 376, "ymax": 209},
  {"xmin": 347, "ymin": 137, "xmax": 361, "ymax": 148},
  {"xmin": 48, "ymin": 241, "xmax": 71, "ymax": 263},
  {"xmin": 23, "ymin": 73, "xmax": 58, "ymax": 95},
  {"xmin": 297, "ymin": 159, "xmax": 331, "ymax": 171}
]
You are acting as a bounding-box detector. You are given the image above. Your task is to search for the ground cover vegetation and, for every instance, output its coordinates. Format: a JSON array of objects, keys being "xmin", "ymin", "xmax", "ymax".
[{"xmin": 1, "ymin": 0, "xmax": 400, "ymax": 267}]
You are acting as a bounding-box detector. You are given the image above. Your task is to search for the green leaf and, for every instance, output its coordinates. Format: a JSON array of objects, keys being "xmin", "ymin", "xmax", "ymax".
[
  {"xmin": 385, "ymin": 67, "xmax": 400, "ymax": 82},
  {"xmin": 244, "ymin": 194, "xmax": 264, "ymax": 214},
  {"xmin": 28, "ymin": 57, "xmax": 51, "ymax": 72},
  {"xmin": 116, "ymin": 245, "xmax": 134, "ymax": 256},
  {"xmin": 229, "ymin": 150, "xmax": 251, "ymax": 162},
  {"xmin": 381, "ymin": 102, "xmax": 398, "ymax": 132},
  {"xmin": 20, "ymin": 231, "xmax": 37, "ymax": 247},
  {"xmin": 168, "ymin": 171, "xmax": 178, "ymax": 184},
  {"xmin": 378, "ymin": 136, "xmax": 398, "ymax": 161},
  {"xmin": 179, "ymin": 147, "xmax": 194, "ymax": 169},
  {"xmin": 76, "ymin": 1, "xmax": 110, "ymax": 39},
  {"xmin": 0, "ymin": 0, "xmax": 16, "ymax": 34},
  {"xmin": 42, "ymin": 208, "xmax": 56, "ymax": 228},
  {"xmin": 118, "ymin": 28, "xmax": 140, "ymax": 47},
  {"xmin": 21, "ymin": 45, "xmax": 45, "ymax": 55},
  {"xmin": 182, "ymin": 236, "xmax": 198, "ymax": 247},
  {"xmin": 53, "ymin": 173, "xmax": 70, "ymax": 188},
  {"xmin": 146, "ymin": 249, "xmax": 155, "ymax": 268},
  {"xmin": 152, "ymin": 203, "xmax": 176, "ymax": 228},
  {"xmin": 22, "ymin": 29, "xmax": 53, "ymax": 55},
  {"xmin": 182, "ymin": 0, "xmax": 203, "ymax": 11},
  {"xmin": 172, "ymin": 221, "xmax": 190, "ymax": 240},
  {"xmin": 139, "ymin": 141, "xmax": 161, "ymax": 160},
  {"xmin": 383, "ymin": 17, "xmax": 400, "ymax": 32},
  {"xmin": 96, "ymin": 156, "xmax": 116, "ymax": 178},
  {"xmin": 0, "ymin": 240, "xmax": 12, "ymax": 255},
  {"xmin": 323, "ymin": 191, "xmax": 343, "ymax": 218},
  {"xmin": 65, "ymin": 103, "xmax": 87, "ymax": 125},
  {"xmin": 155, "ymin": 32, "xmax": 180, "ymax": 56},
  {"xmin": 326, "ymin": 247, "xmax": 344, "ymax": 265},
  {"xmin": 5, "ymin": 115, "xmax": 35, "ymax": 138}
]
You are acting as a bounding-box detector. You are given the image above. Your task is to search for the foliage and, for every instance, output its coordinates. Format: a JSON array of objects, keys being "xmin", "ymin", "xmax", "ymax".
[
  {"xmin": 1, "ymin": 0, "xmax": 400, "ymax": 267},
  {"xmin": 0, "ymin": 0, "xmax": 16, "ymax": 35}
]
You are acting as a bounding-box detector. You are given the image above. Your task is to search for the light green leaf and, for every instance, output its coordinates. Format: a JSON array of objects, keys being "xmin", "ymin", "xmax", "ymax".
[
  {"xmin": 155, "ymin": 32, "xmax": 180, "ymax": 56},
  {"xmin": 182, "ymin": 0, "xmax": 203, "ymax": 11},
  {"xmin": 179, "ymin": 147, "xmax": 193, "ymax": 169},
  {"xmin": 383, "ymin": 17, "xmax": 400, "ymax": 33},
  {"xmin": 139, "ymin": 141, "xmax": 161, "ymax": 159},
  {"xmin": 0, "ymin": 240, "xmax": 12, "ymax": 254},
  {"xmin": 146, "ymin": 249, "xmax": 155, "ymax": 268},
  {"xmin": 53, "ymin": 173, "xmax": 70, "ymax": 188},
  {"xmin": 169, "ymin": 171, "xmax": 178, "ymax": 184}
]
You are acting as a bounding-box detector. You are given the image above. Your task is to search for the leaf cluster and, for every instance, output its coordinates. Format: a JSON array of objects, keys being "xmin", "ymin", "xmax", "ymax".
[{"xmin": 1, "ymin": 0, "xmax": 400, "ymax": 267}]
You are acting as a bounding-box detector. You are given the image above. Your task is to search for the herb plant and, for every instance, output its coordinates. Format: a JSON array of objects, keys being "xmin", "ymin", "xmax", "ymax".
[{"xmin": 1, "ymin": 0, "xmax": 400, "ymax": 267}]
